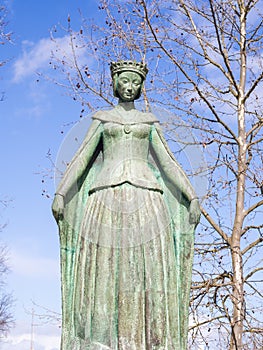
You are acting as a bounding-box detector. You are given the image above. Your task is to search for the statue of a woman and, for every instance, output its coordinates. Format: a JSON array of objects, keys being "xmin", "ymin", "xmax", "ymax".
[{"xmin": 52, "ymin": 61, "xmax": 200, "ymax": 350}]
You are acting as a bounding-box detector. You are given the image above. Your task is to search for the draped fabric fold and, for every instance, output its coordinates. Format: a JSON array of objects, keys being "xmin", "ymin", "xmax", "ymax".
[{"xmin": 56, "ymin": 111, "xmax": 195, "ymax": 350}]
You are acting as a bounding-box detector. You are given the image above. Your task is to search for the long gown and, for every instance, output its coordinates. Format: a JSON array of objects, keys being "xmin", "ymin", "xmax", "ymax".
[{"xmin": 55, "ymin": 106, "xmax": 196, "ymax": 350}]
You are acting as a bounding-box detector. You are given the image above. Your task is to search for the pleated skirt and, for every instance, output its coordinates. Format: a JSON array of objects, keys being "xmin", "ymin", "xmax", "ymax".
[{"xmin": 72, "ymin": 183, "xmax": 181, "ymax": 350}]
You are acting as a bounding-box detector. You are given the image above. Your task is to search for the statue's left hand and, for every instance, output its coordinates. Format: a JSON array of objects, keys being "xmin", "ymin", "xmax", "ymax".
[
  {"xmin": 52, "ymin": 194, "xmax": 64, "ymax": 222},
  {"xmin": 189, "ymin": 198, "xmax": 201, "ymax": 226}
]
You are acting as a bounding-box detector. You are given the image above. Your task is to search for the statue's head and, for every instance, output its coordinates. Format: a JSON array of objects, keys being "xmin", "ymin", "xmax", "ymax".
[{"xmin": 110, "ymin": 60, "xmax": 148, "ymax": 101}]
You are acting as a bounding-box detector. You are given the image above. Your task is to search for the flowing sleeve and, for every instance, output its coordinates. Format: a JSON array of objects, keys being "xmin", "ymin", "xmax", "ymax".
[
  {"xmin": 54, "ymin": 119, "xmax": 103, "ymax": 345},
  {"xmin": 56, "ymin": 119, "xmax": 103, "ymax": 199},
  {"xmin": 150, "ymin": 122, "xmax": 196, "ymax": 202},
  {"xmin": 149, "ymin": 122, "xmax": 197, "ymax": 348}
]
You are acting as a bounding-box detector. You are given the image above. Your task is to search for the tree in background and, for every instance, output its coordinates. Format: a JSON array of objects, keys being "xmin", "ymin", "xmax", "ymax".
[
  {"xmin": 0, "ymin": 246, "xmax": 13, "ymax": 337},
  {"xmin": 1, "ymin": 3, "xmax": 12, "ymax": 103},
  {"xmin": 0, "ymin": 3, "xmax": 14, "ymax": 337},
  {"xmin": 0, "ymin": 4, "xmax": 11, "ymax": 68},
  {"xmin": 0, "ymin": 200, "xmax": 14, "ymax": 337},
  {"xmin": 49, "ymin": 0, "xmax": 263, "ymax": 348}
]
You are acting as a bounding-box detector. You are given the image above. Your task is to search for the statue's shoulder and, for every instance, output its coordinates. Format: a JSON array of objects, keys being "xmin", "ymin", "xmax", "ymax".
[
  {"xmin": 92, "ymin": 108, "xmax": 158, "ymax": 124},
  {"xmin": 136, "ymin": 110, "xmax": 158, "ymax": 123},
  {"xmin": 92, "ymin": 110, "xmax": 112, "ymax": 122}
]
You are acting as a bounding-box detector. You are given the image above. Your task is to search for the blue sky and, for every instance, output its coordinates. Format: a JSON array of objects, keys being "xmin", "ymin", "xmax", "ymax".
[
  {"xmin": 1, "ymin": 1, "xmax": 212, "ymax": 349},
  {"xmin": 1, "ymin": 1, "xmax": 101, "ymax": 349}
]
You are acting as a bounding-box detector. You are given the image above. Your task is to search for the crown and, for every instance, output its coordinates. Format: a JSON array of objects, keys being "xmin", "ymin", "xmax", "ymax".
[{"xmin": 110, "ymin": 60, "xmax": 148, "ymax": 79}]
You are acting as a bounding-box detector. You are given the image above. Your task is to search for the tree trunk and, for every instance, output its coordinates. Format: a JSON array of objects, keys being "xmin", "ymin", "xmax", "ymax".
[{"xmin": 230, "ymin": 3, "xmax": 247, "ymax": 348}]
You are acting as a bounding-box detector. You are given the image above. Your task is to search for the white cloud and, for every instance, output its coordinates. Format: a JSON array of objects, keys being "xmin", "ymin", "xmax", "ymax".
[
  {"xmin": 13, "ymin": 38, "xmax": 55, "ymax": 82},
  {"xmin": 1, "ymin": 321, "xmax": 60, "ymax": 350},
  {"xmin": 13, "ymin": 35, "xmax": 87, "ymax": 82}
]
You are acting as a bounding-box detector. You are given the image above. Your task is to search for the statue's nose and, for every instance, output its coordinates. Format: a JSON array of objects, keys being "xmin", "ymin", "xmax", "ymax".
[{"xmin": 127, "ymin": 83, "xmax": 132, "ymax": 91}]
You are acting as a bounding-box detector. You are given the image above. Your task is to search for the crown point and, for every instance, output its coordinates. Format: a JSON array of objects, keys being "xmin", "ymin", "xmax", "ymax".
[{"xmin": 110, "ymin": 60, "xmax": 148, "ymax": 79}]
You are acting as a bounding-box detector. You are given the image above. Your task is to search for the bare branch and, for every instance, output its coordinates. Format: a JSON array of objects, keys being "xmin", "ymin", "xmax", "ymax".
[
  {"xmin": 201, "ymin": 206, "xmax": 231, "ymax": 245},
  {"xmin": 244, "ymin": 199, "xmax": 263, "ymax": 217}
]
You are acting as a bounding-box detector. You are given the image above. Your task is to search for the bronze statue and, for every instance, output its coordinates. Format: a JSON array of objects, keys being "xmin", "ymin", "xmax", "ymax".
[{"xmin": 52, "ymin": 60, "xmax": 200, "ymax": 350}]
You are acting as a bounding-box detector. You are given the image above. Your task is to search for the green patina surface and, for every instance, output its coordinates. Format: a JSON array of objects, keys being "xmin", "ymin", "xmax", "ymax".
[{"xmin": 52, "ymin": 62, "xmax": 200, "ymax": 350}]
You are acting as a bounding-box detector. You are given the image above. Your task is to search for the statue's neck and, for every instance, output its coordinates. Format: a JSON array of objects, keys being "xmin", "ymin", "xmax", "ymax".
[{"xmin": 117, "ymin": 101, "xmax": 136, "ymax": 111}]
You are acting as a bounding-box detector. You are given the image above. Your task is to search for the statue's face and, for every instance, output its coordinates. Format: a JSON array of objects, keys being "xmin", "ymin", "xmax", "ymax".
[{"xmin": 116, "ymin": 71, "xmax": 142, "ymax": 102}]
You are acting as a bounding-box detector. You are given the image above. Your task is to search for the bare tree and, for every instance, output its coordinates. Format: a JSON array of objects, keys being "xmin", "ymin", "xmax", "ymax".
[
  {"xmin": 48, "ymin": 0, "xmax": 263, "ymax": 348},
  {"xmin": 0, "ymin": 5, "xmax": 14, "ymax": 330},
  {"xmin": 0, "ymin": 3, "xmax": 12, "ymax": 102},
  {"xmin": 0, "ymin": 3, "xmax": 12, "ymax": 68},
  {"xmin": 0, "ymin": 200, "xmax": 14, "ymax": 337}
]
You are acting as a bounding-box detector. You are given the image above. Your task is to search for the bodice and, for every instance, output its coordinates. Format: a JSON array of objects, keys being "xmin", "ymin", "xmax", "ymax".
[{"xmin": 89, "ymin": 121, "xmax": 163, "ymax": 193}]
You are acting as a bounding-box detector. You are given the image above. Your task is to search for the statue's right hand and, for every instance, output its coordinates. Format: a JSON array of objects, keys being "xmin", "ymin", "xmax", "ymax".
[
  {"xmin": 189, "ymin": 198, "xmax": 201, "ymax": 226},
  {"xmin": 52, "ymin": 194, "xmax": 64, "ymax": 222}
]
